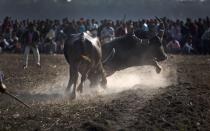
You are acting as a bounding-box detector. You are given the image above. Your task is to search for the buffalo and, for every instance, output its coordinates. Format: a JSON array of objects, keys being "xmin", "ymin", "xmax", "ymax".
[
  {"xmin": 64, "ymin": 18, "xmax": 167, "ymax": 99},
  {"xmin": 64, "ymin": 31, "xmax": 108, "ymax": 99},
  {"xmin": 102, "ymin": 18, "xmax": 167, "ymax": 76}
]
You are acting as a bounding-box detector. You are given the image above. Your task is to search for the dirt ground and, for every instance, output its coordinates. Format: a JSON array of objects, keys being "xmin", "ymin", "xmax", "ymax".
[{"xmin": 0, "ymin": 54, "xmax": 210, "ymax": 131}]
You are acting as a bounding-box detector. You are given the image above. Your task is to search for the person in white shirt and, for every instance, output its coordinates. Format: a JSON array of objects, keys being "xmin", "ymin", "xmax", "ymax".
[
  {"xmin": 100, "ymin": 21, "xmax": 115, "ymax": 44},
  {"xmin": 166, "ymin": 39, "xmax": 181, "ymax": 54}
]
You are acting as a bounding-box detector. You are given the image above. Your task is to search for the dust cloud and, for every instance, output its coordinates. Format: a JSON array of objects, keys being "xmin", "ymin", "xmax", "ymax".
[{"xmin": 30, "ymin": 64, "xmax": 177, "ymax": 102}]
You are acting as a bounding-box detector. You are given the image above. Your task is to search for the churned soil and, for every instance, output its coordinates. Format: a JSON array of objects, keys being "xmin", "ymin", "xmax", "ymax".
[{"xmin": 0, "ymin": 54, "xmax": 210, "ymax": 131}]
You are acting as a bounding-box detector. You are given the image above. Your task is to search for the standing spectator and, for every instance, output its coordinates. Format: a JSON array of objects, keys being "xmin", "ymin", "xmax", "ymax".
[
  {"xmin": 201, "ymin": 27, "xmax": 210, "ymax": 54},
  {"xmin": 45, "ymin": 25, "xmax": 57, "ymax": 54},
  {"xmin": 175, "ymin": 21, "xmax": 182, "ymax": 42},
  {"xmin": 0, "ymin": 35, "xmax": 4, "ymax": 53},
  {"xmin": 168, "ymin": 23, "xmax": 177, "ymax": 40},
  {"xmin": 78, "ymin": 20, "xmax": 86, "ymax": 33},
  {"xmin": 100, "ymin": 21, "xmax": 115, "ymax": 44},
  {"xmin": 1, "ymin": 17, "xmax": 12, "ymax": 34},
  {"xmin": 197, "ymin": 18, "xmax": 205, "ymax": 53},
  {"xmin": 126, "ymin": 22, "xmax": 134, "ymax": 35},
  {"xmin": 97, "ymin": 20, "xmax": 106, "ymax": 38},
  {"xmin": 180, "ymin": 21, "xmax": 188, "ymax": 46},
  {"xmin": 63, "ymin": 22, "xmax": 77, "ymax": 35},
  {"xmin": 55, "ymin": 29, "xmax": 66, "ymax": 53},
  {"xmin": 85, "ymin": 19, "xmax": 91, "ymax": 31},
  {"xmin": 89, "ymin": 19, "xmax": 99, "ymax": 37},
  {"xmin": 115, "ymin": 22, "xmax": 127, "ymax": 37},
  {"xmin": 142, "ymin": 19, "xmax": 149, "ymax": 32},
  {"xmin": 22, "ymin": 24, "xmax": 40, "ymax": 69}
]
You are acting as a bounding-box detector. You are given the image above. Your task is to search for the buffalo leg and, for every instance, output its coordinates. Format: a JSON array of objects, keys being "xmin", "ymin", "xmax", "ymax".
[
  {"xmin": 77, "ymin": 64, "xmax": 91, "ymax": 93},
  {"xmin": 152, "ymin": 60, "xmax": 162, "ymax": 74},
  {"xmin": 66, "ymin": 66, "xmax": 74, "ymax": 91},
  {"xmin": 89, "ymin": 72, "xmax": 99, "ymax": 88},
  {"xmin": 67, "ymin": 65, "xmax": 78, "ymax": 99},
  {"xmin": 98, "ymin": 63, "xmax": 107, "ymax": 88},
  {"xmin": 71, "ymin": 67, "xmax": 78, "ymax": 99},
  {"xmin": 77, "ymin": 74, "xmax": 87, "ymax": 93}
]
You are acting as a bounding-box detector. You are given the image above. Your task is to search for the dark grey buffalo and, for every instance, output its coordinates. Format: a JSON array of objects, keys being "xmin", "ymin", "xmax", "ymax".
[
  {"xmin": 102, "ymin": 17, "xmax": 167, "ymax": 76},
  {"xmin": 64, "ymin": 32, "xmax": 107, "ymax": 99},
  {"xmin": 102, "ymin": 33, "xmax": 167, "ymax": 76}
]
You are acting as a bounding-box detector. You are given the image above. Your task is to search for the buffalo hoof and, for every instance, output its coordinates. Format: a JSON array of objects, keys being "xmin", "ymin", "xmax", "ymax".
[
  {"xmin": 156, "ymin": 67, "xmax": 162, "ymax": 74},
  {"xmin": 23, "ymin": 65, "xmax": 28, "ymax": 69},
  {"xmin": 100, "ymin": 82, "xmax": 107, "ymax": 89},
  {"xmin": 69, "ymin": 93, "xmax": 76, "ymax": 100},
  {"xmin": 65, "ymin": 87, "xmax": 71, "ymax": 93},
  {"xmin": 101, "ymin": 84, "xmax": 107, "ymax": 89},
  {"xmin": 77, "ymin": 85, "xmax": 83, "ymax": 93}
]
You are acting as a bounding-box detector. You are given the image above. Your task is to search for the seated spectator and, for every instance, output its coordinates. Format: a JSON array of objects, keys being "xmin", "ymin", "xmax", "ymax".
[
  {"xmin": 182, "ymin": 36, "xmax": 194, "ymax": 54},
  {"xmin": 0, "ymin": 34, "xmax": 15, "ymax": 52},
  {"xmin": 166, "ymin": 39, "xmax": 181, "ymax": 54}
]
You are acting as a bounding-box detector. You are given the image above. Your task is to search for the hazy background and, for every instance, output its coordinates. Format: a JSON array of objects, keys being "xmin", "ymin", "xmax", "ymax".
[{"xmin": 0, "ymin": 0, "xmax": 209, "ymax": 20}]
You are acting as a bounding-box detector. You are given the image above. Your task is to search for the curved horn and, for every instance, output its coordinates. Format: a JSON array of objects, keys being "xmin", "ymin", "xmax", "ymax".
[{"xmin": 102, "ymin": 48, "xmax": 116, "ymax": 64}]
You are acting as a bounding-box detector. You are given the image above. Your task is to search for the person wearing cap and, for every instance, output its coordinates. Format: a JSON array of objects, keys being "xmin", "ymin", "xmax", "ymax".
[
  {"xmin": 0, "ymin": 71, "xmax": 6, "ymax": 93},
  {"xmin": 22, "ymin": 23, "xmax": 40, "ymax": 69}
]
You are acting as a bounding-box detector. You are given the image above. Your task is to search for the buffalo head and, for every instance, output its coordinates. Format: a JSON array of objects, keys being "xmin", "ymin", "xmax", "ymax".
[{"xmin": 147, "ymin": 36, "xmax": 167, "ymax": 62}]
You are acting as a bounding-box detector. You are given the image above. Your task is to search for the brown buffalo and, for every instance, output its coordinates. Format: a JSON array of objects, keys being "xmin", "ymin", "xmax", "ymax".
[{"xmin": 64, "ymin": 31, "xmax": 107, "ymax": 99}]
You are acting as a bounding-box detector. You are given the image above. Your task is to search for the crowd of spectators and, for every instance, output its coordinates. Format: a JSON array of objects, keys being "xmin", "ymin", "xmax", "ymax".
[{"xmin": 0, "ymin": 16, "xmax": 210, "ymax": 55}]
